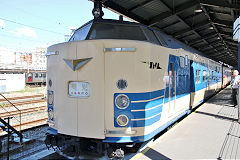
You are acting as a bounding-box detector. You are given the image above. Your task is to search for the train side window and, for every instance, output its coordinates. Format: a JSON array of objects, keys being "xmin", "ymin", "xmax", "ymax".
[
  {"xmin": 153, "ymin": 30, "xmax": 168, "ymax": 47},
  {"xmin": 69, "ymin": 23, "xmax": 92, "ymax": 42},
  {"xmin": 211, "ymin": 71, "xmax": 214, "ymax": 80},
  {"xmin": 179, "ymin": 56, "xmax": 185, "ymax": 68},
  {"xmin": 142, "ymin": 27, "xmax": 159, "ymax": 45},
  {"xmin": 43, "ymin": 73, "xmax": 46, "ymax": 78},
  {"xmin": 39, "ymin": 74, "xmax": 42, "ymax": 78},
  {"xmin": 202, "ymin": 70, "xmax": 207, "ymax": 82},
  {"xmin": 35, "ymin": 73, "xmax": 38, "ymax": 78}
]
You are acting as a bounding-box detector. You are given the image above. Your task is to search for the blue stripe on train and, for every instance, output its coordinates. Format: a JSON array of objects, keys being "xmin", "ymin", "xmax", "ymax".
[
  {"xmin": 114, "ymin": 91, "xmax": 190, "ymax": 128},
  {"xmin": 105, "ymin": 109, "xmax": 189, "ymax": 143}
]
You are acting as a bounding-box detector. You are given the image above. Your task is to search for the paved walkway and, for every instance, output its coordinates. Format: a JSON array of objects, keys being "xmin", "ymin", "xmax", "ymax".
[{"xmin": 132, "ymin": 87, "xmax": 240, "ymax": 160}]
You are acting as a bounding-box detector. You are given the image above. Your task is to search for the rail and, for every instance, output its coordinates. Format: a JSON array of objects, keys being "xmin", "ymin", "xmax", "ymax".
[{"xmin": 0, "ymin": 93, "xmax": 22, "ymax": 133}]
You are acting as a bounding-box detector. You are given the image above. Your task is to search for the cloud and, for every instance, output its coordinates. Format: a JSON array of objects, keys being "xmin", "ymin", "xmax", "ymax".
[
  {"xmin": 0, "ymin": 19, "xmax": 6, "ymax": 28},
  {"xmin": 11, "ymin": 26, "xmax": 37, "ymax": 38}
]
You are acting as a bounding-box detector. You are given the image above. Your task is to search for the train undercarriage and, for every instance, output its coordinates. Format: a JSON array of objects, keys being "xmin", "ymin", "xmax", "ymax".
[{"xmin": 45, "ymin": 132, "xmax": 141, "ymax": 159}]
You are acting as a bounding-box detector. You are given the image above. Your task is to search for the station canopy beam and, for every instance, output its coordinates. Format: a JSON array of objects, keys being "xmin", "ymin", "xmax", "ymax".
[{"xmin": 92, "ymin": 0, "xmax": 239, "ymax": 67}]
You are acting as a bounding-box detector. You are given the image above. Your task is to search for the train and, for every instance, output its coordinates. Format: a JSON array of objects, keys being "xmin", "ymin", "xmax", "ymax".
[
  {"xmin": 25, "ymin": 71, "xmax": 46, "ymax": 84},
  {"xmin": 0, "ymin": 70, "xmax": 46, "ymax": 85},
  {"xmin": 44, "ymin": 18, "xmax": 232, "ymax": 158}
]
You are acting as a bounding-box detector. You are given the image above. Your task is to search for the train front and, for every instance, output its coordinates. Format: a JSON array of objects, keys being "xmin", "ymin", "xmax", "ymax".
[
  {"xmin": 45, "ymin": 21, "xmax": 107, "ymax": 155},
  {"xmin": 45, "ymin": 19, "xmax": 168, "ymax": 157}
]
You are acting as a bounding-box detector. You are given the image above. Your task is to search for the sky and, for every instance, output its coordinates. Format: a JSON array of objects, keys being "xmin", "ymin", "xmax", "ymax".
[{"xmin": 0, "ymin": 0, "xmax": 125, "ymax": 52}]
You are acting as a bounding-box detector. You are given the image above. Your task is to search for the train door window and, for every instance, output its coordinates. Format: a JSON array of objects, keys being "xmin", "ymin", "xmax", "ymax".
[
  {"xmin": 179, "ymin": 56, "xmax": 185, "ymax": 68},
  {"xmin": 195, "ymin": 70, "xmax": 200, "ymax": 83},
  {"xmin": 195, "ymin": 70, "xmax": 197, "ymax": 83},
  {"xmin": 202, "ymin": 70, "xmax": 207, "ymax": 82},
  {"xmin": 142, "ymin": 27, "xmax": 159, "ymax": 45},
  {"xmin": 211, "ymin": 71, "xmax": 214, "ymax": 80},
  {"xmin": 35, "ymin": 73, "xmax": 38, "ymax": 78},
  {"xmin": 169, "ymin": 63, "xmax": 173, "ymax": 88}
]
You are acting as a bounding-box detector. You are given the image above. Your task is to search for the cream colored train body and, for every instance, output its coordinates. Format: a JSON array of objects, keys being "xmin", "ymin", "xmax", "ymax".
[{"xmin": 45, "ymin": 19, "xmax": 231, "ymax": 155}]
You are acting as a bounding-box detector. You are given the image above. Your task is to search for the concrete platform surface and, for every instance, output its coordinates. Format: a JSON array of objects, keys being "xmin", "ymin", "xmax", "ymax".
[{"xmin": 132, "ymin": 87, "xmax": 240, "ymax": 160}]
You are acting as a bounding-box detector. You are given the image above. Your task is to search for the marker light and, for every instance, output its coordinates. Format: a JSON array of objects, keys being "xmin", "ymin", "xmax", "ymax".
[{"xmin": 117, "ymin": 79, "xmax": 128, "ymax": 90}]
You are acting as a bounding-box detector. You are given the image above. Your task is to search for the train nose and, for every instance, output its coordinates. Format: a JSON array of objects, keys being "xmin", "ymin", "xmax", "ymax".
[{"xmin": 47, "ymin": 42, "xmax": 105, "ymax": 139}]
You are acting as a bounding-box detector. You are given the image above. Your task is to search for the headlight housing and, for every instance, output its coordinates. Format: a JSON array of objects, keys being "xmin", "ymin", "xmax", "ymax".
[
  {"xmin": 116, "ymin": 114, "xmax": 129, "ymax": 126},
  {"xmin": 115, "ymin": 94, "xmax": 130, "ymax": 109}
]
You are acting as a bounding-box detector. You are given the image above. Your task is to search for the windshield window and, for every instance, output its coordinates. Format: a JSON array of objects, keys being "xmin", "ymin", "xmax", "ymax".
[
  {"xmin": 69, "ymin": 23, "xmax": 92, "ymax": 42},
  {"xmin": 88, "ymin": 23, "xmax": 147, "ymax": 41}
]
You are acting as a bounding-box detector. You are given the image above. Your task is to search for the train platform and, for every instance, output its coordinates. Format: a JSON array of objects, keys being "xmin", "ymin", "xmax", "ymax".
[{"xmin": 132, "ymin": 86, "xmax": 240, "ymax": 160}]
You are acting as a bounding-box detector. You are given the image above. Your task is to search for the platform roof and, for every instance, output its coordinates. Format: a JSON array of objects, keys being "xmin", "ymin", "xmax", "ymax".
[{"xmin": 96, "ymin": 0, "xmax": 240, "ymax": 67}]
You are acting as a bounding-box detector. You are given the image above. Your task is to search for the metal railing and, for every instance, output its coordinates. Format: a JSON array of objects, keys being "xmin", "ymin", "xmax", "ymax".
[{"xmin": 0, "ymin": 93, "xmax": 22, "ymax": 133}]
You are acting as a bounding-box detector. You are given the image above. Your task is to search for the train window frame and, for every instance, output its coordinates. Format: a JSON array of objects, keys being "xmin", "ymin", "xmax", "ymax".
[{"xmin": 179, "ymin": 56, "xmax": 185, "ymax": 68}]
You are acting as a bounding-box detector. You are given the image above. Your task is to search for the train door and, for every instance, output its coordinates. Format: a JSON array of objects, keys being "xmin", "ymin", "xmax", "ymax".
[
  {"xmin": 168, "ymin": 57, "xmax": 176, "ymax": 117},
  {"xmin": 27, "ymin": 73, "xmax": 33, "ymax": 82}
]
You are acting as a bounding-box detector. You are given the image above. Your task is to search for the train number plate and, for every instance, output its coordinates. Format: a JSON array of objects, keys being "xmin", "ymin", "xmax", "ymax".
[{"xmin": 68, "ymin": 82, "xmax": 90, "ymax": 98}]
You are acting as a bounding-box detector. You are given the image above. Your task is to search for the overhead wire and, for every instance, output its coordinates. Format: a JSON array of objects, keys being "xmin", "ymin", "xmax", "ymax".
[
  {"xmin": 0, "ymin": 17, "xmax": 64, "ymax": 35},
  {"xmin": 0, "ymin": 0, "xmax": 71, "ymax": 29}
]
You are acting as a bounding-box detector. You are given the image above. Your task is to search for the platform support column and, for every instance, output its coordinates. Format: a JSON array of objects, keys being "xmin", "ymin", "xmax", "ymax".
[
  {"xmin": 233, "ymin": 16, "xmax": 239, "ymax": 70},
  {"xmin": 239, "ymin": 42, "xmax": 240, "ymax": 71}
]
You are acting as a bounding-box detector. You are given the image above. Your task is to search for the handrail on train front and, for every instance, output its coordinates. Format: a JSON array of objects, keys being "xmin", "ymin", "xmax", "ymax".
[{"xmin": 0, "ymin": 93, "xmax": 22, "ymax": 134}]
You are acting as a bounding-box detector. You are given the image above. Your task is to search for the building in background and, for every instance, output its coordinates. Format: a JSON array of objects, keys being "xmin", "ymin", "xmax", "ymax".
[
  {"xmin": 0, "ymin": 47, "xmax": 15, "ymax": 67},
  {"xmin": 0, "ymin": 47, "xmax": 46, "ymax": 71}
]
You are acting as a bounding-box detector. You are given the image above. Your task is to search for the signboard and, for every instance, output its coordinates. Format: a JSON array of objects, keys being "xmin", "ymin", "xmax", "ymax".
[
  {"xmin": 233, "ymin": 16, "xmax": 240, "ymax": 42},
  {"xmin": 68, "ymin": 81, "xmax": 90, "ymax": 98}
]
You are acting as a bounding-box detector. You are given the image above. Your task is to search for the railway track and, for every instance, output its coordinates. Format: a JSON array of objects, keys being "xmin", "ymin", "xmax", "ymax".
[
  {"xmin": 0, "ymin": 105, "xmax": 47, "ymax": 118},
  {"xmin": 0, "ymin": 94, "xmax": 45, "ymax": 102},
  {"xmin": 1, "ymin": 99, "xmax": 46, "ymax": 108},
  {"xmin": 0, "ymin": 94, "xmax": 48, "ymax": 135},
  {"xmin": 0, "ymin": 118, "xmax": 48, "ymax": 132}
]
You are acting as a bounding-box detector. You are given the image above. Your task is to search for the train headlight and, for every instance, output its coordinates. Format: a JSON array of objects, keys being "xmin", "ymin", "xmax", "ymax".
[
  {"xmin": 117, "ymin": 79, "xmax": 128, "ymax": 90},
  {"xmin": 116, "ymin": 114, "xmax": 129, "ymax": 127},
  {"xmin": 115, "ymin": 94, "xmax": 129, "ymax": 109}
]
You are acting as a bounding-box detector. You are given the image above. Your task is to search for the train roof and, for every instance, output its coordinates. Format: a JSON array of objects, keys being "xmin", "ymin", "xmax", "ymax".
[{"xmin": 68, "ymin": 19, "xmax": 225, "ymax": 66}]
